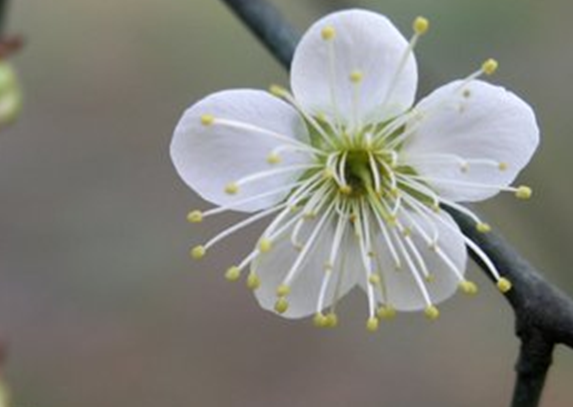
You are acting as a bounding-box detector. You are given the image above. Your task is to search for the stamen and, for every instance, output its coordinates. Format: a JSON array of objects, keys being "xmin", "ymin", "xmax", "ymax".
[
  {"xmin": 369, "ymin": 195, "xmax": 402, "ymax": 269},
  {"xmin": 321, "ymin": 26, "xmax": 336, "ymax": 41},
  {"xmin": 233, "ymin": 163, "xmax": 322, "ymax": 188},
  {"xmin": 407, "ymin": 174, "xmax": 532, "ymax": 197},
  {"xmin": 190, "ymin": 245, "xmax": 206, "ymax": 259},
  {"xmin": 377, "ymin": 305, "xmax": 396, "ymax": 320},
  {"xmin": 187, "ymin": 210, "xmax": 203, "ymax": 223},
  {"xmin": 389, "ymin": 224, "xmax": 433, "ymax": 307},
  {"xmin": 368, "ymin": 152, "xmax": 382, "ymax": 194},
  {"xmin": 200, "ymin": 114, "xmax": 215, "ymax": 126},
  {"xmin": 266, "ymin": 152, "xmax": 282, "ymax": 165},
  {"xmin": 223, "ymin": 182, "xmax": 238, "ymax": 195},
  {"xmin": 272, "ymin": 88, "xmax": 338, "ymax": 149},
  {"xmin": 203, "ymin": 203, "xmax": 287, "ymax": 251},
  {"xmin": 246, "ymin": 272, "xmax": 261, "ymax": 290},
  {"xmin": 497, "ymin": 277, "xmax": 512, "ymax": 293},
  {"xmin": 201, "ymin": 178, "xmax": 311, "ymax": 219},
  {"xmin": 212, "ymin": 117, "xmax": 320, "ymax": 153},
  {"xmin": 424, "ymin": 305, "xmax": 440, "ymax": 320},
  {"xmin": 274, "ymin": 297, "xmax": 289, "ymax": 314},
  {"xmin": 282, "ymin": 202, "xmax": 335, "ymax": 286},
  {"xmin": 353, "ymin": 201, "xmax": 381, "ymax": 320},
  {"xmin": 350, "ymin": 69, "xmax": 364, "ymax": 133},
  {"xmin": 459, "ymin": 280, "xmax": 479, "ymax": 295},
  {"xmin": 366, "ymin": 316, "xmax": 379, "ymax": 332},
  {"xmin": 380, "ymin": 17, "xmax": 429, "ymax": 110},
  {"xmin": 413, "ymin": 16, "xmax": 429, "ymax": 35},
  {"xmin": 482, "ymin": 58, "xmax": 499, "ymax": 75},
  {"xmin": 515, "ymin": 185, "xmax": 532, "ymax": 199},
  {"xmin": 396, "ymin": 220, "xmax": 433, "ymax": 281},
  {"xmin": 225, "ymin": 266, "xmax": 241, "ymax": 282}
]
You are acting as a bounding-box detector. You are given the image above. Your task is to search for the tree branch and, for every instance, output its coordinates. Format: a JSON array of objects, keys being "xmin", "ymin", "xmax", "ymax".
[
  {"xmin": 218, "ymin": 1, "xmax": 573, "ymax": 406},
  {"xmin": 0, "ymin": 0, "xmax": 9, "ymax": 35}
]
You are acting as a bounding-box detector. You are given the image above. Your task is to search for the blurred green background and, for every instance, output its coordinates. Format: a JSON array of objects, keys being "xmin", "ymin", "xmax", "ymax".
[{"xmin": 0, "ymin": 0, "xmax": 571, "ymax": 406}]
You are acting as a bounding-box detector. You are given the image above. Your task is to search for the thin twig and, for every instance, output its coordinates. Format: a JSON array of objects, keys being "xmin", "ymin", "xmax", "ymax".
[
  {"xmin": 217, "ymin": 1, "xmax": 573, "ymax": 406},
  {"xmin": 221, "ymin": 0, "xmax": 300, "ymax": 68},
  {"xmin": 0, "ymin": 0, "xmax": 9, "ymax": 35}
]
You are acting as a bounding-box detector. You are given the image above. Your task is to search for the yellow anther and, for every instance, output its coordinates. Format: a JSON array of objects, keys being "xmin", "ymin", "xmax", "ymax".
[
  {"xmin": 259, "ymin": 238, "xmax": 272, "ymax": 253},
  {"xmin": 200, "ymin": 114, "xmax": 215, "ymax": 126},
  {"xmin": 402, "ymin": 227, "xmax": 412, "ymax": 237},
  {"xmin": 499, "ymin": 162, "xmax": 508, "ymax": 171},
  {"xmin": 186, "ymin": 210, "xmax": 203, "ymax": 223},
  {"xmin": 225, "ymin": 266, "xmax": 241, "ymax": 282},
  {"xmin": 497, "ymin": 277, "xmax": 512, "ymax": 293},
  {"xmin": 325, "ymin": 312, "xmax": 338, "ymax": 328},
  {"xmin": 390, "ymin": 188, "xmax": 399, "ymax": 198},
  {"xmin": 323, "ymin": 168, "xmax": 334, "ymax": 179},
  {"xmin": 266, "ymin": 152, "xmax": 281, "ymax": 165},
  {"xmin": 190, "ymin": 245, "xmax": 206, "ymax": 260},
  {"xmin": 274, "ymin": 297, "xmax": 289, "ymax": 314},
  {"xmin": 424, "ymin": 305, "xmax": 440, "ymax": 320},
  {"xmin": 349, "ymin": 70, "xmax": 363, "ymax": 83},
  {"xmin": 425, "ymin": 273, "xmax": 435, "ymax": 283},
  {"xmin": 459, "ymin": 280, "xmax": 478, "ymax": 295},
  {"xmin": 515, "ymin": 186, "xmax": 532, "ymax": 200},
  {"xmin": 304, "ymin": 212, "xmax": 317, "ymax": 220},
  {"xmin": 431, "ymin": 203, "xmax": 440, "ymax": 213},
  {"xmin": 368, "ymin": 274, "xmax": 381, "ymax": 285},
  {"xmin": 276, "ymin": 284, "xmax": 290, "ymax": 297},
  {"xmin": 246, "ymin": 273, "xmax": 261, "ymax": 290},
  {"xmin": 339, "ymin": 185, "xmax": 352, "ymax": 195},
  {"xmin": 413, "ymin": 16, "xmax": 429, "ymax": 35},
  {"xmin": 313, "ymin": 312, "xmax": 328, "ymax": 328},
  {"xmin": 482, "ymin": 58, "xmax": 499, "ymax": 75},
  {"xmin": 321, "ymin": 26, "xmax": 336, "ymax": 41},
  {"xmin": 366, "ymin": 317, "xmax": 379, "ymax": 332},
  {"xmin": 269, "ymin": 84, "xmax": 287, "ymax": 98},
  {"xmin": 224, "ymin": 182, "xmax": 239, "ymax": 195},
  {"xmin": 476, "ymin": 222, "xmax": 491, "ymax": 233},
  {"xmin": 462, "ymin": 89, "xmax": 472, "ymax": 98},
  {"xmin": 387, "ymin": 215, "xmax": 397, "ymax": 227},
  {"xmin": 377, "ymin": 305, "xmax": 396, "ymax": 320}
]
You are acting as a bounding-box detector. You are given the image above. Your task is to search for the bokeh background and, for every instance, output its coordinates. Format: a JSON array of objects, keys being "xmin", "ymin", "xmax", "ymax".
[{"xmin": 0, "ymin": 0, "xmax": 571, "ymax": 406}]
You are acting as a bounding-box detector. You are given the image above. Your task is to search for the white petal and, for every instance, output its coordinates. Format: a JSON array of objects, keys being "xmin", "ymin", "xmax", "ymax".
[
  {"xmin": 253, "ymin": 214, "xmax": 359, "ymax": 319},
  {"xmin": 171, "ymin": 89, "xmax": 312, "ymax": 212},
  {"xmin": 402, "ymin": 80, "xmax": 539, "ymax": 202},
  {"xmin": 362, "ymin": 210, "xmax": 467, "ymax": 311},
  {"xmin": 291, "ymin": 9, "xmax": 417, "ymax": 128}
]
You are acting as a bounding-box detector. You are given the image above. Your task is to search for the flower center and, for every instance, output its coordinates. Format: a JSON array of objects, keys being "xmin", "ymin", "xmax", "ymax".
[{"xmin": 343, "ymin": 151, "xmax": 376, "ymax": 196}]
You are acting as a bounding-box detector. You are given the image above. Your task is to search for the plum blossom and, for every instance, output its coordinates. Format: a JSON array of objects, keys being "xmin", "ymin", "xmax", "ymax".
[{"xmin": 170, "ymin": 10, "xmax": 539, "ymax": 331}]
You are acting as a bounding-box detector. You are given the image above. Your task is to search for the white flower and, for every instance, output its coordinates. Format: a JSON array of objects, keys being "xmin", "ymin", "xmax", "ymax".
[{"xmin": 170, "ymin": 10, "xmax": 539, "ymax": 330}]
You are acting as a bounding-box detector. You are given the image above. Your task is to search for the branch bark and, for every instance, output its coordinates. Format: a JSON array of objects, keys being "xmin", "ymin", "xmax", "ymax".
[{"xmin": 218, "ymin": 1, "xmax": 573, "ymax": 406}]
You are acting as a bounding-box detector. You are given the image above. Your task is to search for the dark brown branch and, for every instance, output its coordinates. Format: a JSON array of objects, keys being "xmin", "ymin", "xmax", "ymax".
[{"xmin": 216, "ymin": 1, "xmax": 573, "ymax": 406}]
